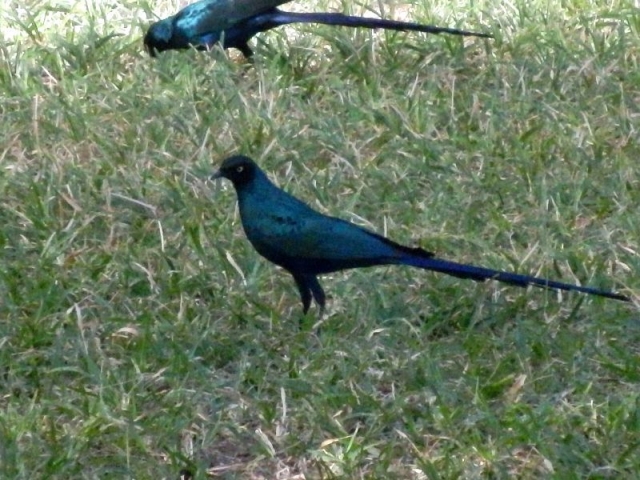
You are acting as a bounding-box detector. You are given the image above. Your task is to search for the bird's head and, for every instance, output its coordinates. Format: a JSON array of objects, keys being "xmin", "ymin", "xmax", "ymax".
[
  {"xmin": 144, "ymin": 18, "xmax": 180, "ymax": 56},
  {"xmin": 211, "ymin": 155, "xmax": 259, "ymax": 189}
]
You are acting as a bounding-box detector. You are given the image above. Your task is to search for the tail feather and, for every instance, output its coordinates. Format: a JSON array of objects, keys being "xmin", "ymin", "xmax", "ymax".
[
  {"xmin": 404, "ymin": 255, "xmax": 629, "ymax": 302},
  {"xmin": 269, "ymin": 11, "xmax": 493, "ymax": 38}
]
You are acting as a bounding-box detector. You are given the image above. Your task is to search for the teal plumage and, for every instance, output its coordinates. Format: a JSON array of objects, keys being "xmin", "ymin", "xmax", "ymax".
[
  {"xmin": 144, "ymin": 0, "xmax": 492, "ymax": 58},
  {"xmin": 212, "ymin": 156, "xmax": 629, "ymax": 313}
]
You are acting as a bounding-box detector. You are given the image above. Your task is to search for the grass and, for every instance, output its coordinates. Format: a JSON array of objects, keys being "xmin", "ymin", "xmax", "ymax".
[{"xmin": 1, "ymin": 0, "xmax": 639, "ymax": 478}]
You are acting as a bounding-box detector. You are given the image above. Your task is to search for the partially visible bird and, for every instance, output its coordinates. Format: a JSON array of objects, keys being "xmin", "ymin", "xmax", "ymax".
[
  {"xmin": 144, "ymin": 0, "xmax": 492, "ymax": 58},
  {"xmin": 210, "ymin": 155, "xmax": 629, "ymax": 314}
]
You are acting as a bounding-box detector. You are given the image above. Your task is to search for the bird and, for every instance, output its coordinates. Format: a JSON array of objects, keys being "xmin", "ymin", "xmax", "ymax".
[
  {"xmin": 210, "ymin": 155, "xmax": 629, "ymax": 314},
  {"xmin": 144, "ymin": 0, "xmax": 493, "ymax": 58}
]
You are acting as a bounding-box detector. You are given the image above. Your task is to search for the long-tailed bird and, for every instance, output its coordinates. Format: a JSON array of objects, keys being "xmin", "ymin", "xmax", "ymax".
[
  {"xmin": 145, "ymin": 0, "xmax": 492, "ymax": 58},
  {"xmin": 211, "ymin": 155, "xmax": 629, "ymax": 313}
]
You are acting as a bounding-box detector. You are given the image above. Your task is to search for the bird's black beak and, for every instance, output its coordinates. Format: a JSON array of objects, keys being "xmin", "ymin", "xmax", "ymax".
[
  {"xmin": 143, "ymin": 39, "xmax": 159, "ymax": 57},
  {"xmin": 210, "ymin": 170, "xmax": 223, "ymax": 180}
]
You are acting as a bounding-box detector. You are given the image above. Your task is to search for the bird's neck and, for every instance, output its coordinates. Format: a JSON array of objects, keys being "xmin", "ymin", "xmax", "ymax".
[{"xmin": 236, "ymin": 172, "xmax": 278, "ymax": 207}]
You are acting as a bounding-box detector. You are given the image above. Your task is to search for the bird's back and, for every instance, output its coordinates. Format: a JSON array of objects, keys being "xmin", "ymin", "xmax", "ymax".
[
  {"xmin": 178, "ymin": 0, "xmax": 291, "ymax": 37},
  {"xmin": 235, "ymin": 176, "xmax": 421, "ymax": 274}
]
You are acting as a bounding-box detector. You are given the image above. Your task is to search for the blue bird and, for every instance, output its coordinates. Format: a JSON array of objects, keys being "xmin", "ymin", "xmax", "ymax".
[
  {"xmin": 144, "ymin": 0, "xmax": 492, "ymax": 58},
  {"xmin": 211, "ymin": 156, "xmax": 629, "ymax": 313}
]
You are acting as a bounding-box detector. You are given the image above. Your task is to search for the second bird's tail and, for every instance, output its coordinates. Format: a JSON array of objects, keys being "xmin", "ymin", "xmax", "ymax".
[{"xmin": 268, "ymin": 11, "xmax": 493, "ymax": 39}]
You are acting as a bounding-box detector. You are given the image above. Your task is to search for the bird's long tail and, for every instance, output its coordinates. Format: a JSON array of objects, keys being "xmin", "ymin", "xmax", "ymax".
[
  {"xmin": 268, "ymin": 11, "xmax": 493, "ymax": 39},
  {"xmin": 402, "ymin": 254, "xmax": 629, "ymax": 301}
]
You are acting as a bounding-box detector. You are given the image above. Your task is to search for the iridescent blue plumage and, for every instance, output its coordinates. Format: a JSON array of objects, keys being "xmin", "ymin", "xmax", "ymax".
[
  {"xmin": 212, "ymin": 156, "xmax": 629, "ymax": 314},
  {"xmin": 144, "ymin": 0, "xmax": 289, "ymax": 57},
  {"xmin": 144, "ymin": 0, "xmax": 493, "ymax": 58}
]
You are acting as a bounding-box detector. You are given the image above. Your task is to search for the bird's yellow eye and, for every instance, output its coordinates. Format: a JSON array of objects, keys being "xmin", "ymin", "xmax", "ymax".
[{"xmin": 236, "ymin": 166, "xmax": 244, "ymax": 173}]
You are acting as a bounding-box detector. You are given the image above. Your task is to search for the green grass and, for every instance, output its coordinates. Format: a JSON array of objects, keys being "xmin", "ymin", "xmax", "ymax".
[{"xmin": 1, "ymin": 0, "xmax": 639, "ymax": 478}]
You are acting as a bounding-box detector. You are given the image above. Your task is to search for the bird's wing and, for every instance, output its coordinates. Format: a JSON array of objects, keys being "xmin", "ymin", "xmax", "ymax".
[
  {"xmin": 176, "ymin": 0, "xmax": 292, "ymax": 37},
  {"xmin": 248, "ymin": 208, "xmax": 399, "ymax": 261}
]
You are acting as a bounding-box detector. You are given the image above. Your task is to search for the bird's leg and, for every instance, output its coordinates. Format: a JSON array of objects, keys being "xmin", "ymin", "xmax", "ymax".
[
  {"xmin": 292, "ymin": 273, "xmax": 313, "ymax": 314},
  {"xmin": 237, "ymin": 42, "xmax": 254, "ymax": 58},
  {"xmin": 307, "ymin": 275, "xmax": 326, "ymax": 316},
  {"xmin": 292, "ymin": 273, "xmax": 328, "ymax": 331}
]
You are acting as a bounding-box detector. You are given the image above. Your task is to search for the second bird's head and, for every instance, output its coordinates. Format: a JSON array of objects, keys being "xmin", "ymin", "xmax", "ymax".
[
  {"xmin": 144, "ymin": 17, "xmax": 192, "ymax": 56},
  {"xmin": 211, "ymin": 155, "xmax": 259, "ymax": 189},
  {"xmin": 144, "ymin": 19, "xmax": 174, "ymax": 56},
  {"xmin": 145, "ymin": 11, "xmax": 224, "ymax": 56}
]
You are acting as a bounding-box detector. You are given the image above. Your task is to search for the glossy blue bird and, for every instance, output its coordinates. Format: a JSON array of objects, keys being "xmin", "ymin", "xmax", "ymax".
[
  {"xmin": 144, "ymin": 0, "xmax": 492, "ymax": 58},
  {"xmin": 211, "ymin": 156, "xmax": 629, "ymax": 314}
]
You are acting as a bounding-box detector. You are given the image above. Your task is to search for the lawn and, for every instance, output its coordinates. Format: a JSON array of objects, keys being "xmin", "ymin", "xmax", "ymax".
[{"xmin": 0, "ymin": 0, "xmax": 638, "ymax": 478}]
